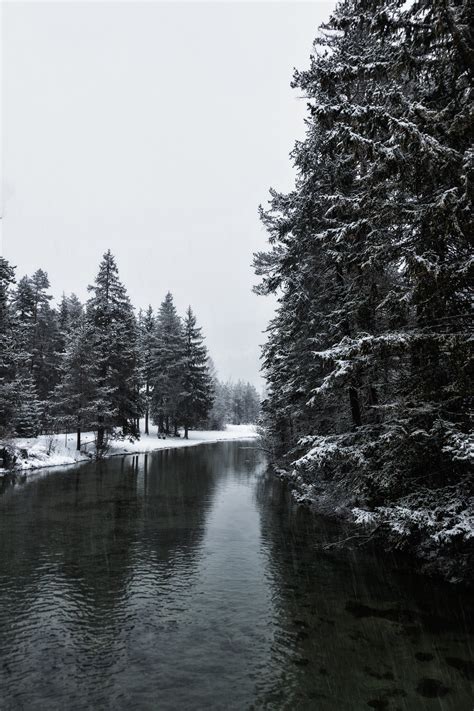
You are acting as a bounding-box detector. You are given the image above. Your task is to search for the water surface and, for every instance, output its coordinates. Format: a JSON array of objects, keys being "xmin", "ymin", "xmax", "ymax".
[{"xmin": 0, "ymin": 442, "xmax": 472, "ymax": 710}]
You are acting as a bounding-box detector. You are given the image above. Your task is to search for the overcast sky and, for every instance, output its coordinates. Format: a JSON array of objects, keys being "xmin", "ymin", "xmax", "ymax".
[{"xmin": 2, "ymin": 1, "xmax": 335, "ymax": 387}]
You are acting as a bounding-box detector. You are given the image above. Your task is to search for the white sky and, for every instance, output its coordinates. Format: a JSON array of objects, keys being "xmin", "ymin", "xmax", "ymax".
[{"xmin": 2, "ymin": 1, "xmax": 335, "ymax": 387}]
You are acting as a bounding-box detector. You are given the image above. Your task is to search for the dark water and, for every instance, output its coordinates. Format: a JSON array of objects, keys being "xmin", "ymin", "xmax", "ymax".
[{"xmin": 0, "ymin": 442, "xmax": 472, "ymax": 710}]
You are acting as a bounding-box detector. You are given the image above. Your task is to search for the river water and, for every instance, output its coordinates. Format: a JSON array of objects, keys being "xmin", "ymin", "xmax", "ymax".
[{"xmin": 0, "ymin": 441, "xmax": 472, "ymax": 710}]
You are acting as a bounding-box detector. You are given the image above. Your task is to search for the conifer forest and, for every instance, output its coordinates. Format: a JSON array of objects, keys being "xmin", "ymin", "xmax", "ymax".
[
  {"xmin": 0, "ymin": 2, "xmax": 473, "ymax": 709},
  {"xmin": 0, "ymin": 250, "xmax": 260, "ymax": 450},
  {"xmin": 254, "ymin": 0, "xmax": 473, "ymax": 581}
]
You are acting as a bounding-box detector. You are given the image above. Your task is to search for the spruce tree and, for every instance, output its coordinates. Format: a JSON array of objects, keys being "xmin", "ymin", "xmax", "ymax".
[
  {"xmin": 243, "ymin": 383, "xmax": 260, "ymax": 424},
  {"xmin": 54, "ymin": 316, "xmax": 101, "ymax": 450},
  {"xmin": 138, "ymin": 305, "xmax": 156, "ymax": 435},
  {"xmin": 205, "ymin": 358, "xmax": 231, "ymax": 430},
  {"xmin": 32, "ymin": 298, "xmax": 62, "ymax": 404},
  {"xmin": 150, "ymin": 292, "xmax": 185, "ymax": 435},
  {"xmin": 57, "ymin": 293, "xmax": 83, "ymax": 350},
  {"xmin": 11, "ymin": 270, "xmax": 62, "ymax": 407},
  {"xmin": 87, "ymin": 250, "xmax": 141, "ymax": 446},
  {"xmin": 13, "ymin": 374, "xmax": 41, "ymax": 438},
  {"xmin": 178, "ymin": 307, "xmax": 214, "ymax": 438},
  {"xmin": 0, "ymin": 258, "xmax": 17, "ymax": 434},
  {"xmin": 254, "ymin": 0, "xmax": 473, "ymax": 563}
]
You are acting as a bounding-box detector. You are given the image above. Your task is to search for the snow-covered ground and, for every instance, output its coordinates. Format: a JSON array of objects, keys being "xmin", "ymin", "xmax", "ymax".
[{"xmin": 1, "ymin": 424, "xmax": 259, "ymax": 473}]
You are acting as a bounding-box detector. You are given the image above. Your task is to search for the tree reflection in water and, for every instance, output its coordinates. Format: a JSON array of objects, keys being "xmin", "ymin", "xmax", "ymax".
[{"xmin": 0, "ymin": 443, "xmax": 472, "ymax": 710}]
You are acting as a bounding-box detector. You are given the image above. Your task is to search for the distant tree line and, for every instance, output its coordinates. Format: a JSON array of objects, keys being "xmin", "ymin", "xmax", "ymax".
[
  {"xmin": 206, "ymin": 378, "xmax": 261, "ymax": 430},
  {"xmin": 254, "ymin": 1, "xmax": 472, "ymax": 577},
  {"xmin": 0, "ymin": 250, "xmax": 257, "ymax": 450}
]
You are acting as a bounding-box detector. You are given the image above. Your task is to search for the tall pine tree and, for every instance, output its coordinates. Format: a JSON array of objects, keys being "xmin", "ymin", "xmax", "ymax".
[
  {"xmin": 150, "ymin": 292, "xmax": 184, "ymax": 435},
  {"xmin": 138, "ymin": 305, "xmax": 156, "ymax": 435},
  {"xmin": 178, "ymin": 307, "xmax": 214, "ymax": 438},
  {"xmin": 87, "ymin": 250, "xmax": 141, "ymax": 446},
  {"xmin": 54, "ymin": 316, "xmax": 101, "ymax": 450},
  {"xmin": 0, "ymin": 258, "xmax": 18, "ymax": 434},
  {"xmin": 255, "ymin": 0, "xmax": 473, "ymax": 573}
]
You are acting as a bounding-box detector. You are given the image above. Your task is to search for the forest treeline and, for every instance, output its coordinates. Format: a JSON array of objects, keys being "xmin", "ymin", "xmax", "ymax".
[
  {"xmin": 207, "ymin": 380, "xmax": 261, "ymax": 430},
  {"xmin": 0, "ymin": 250, "xmax": 260, "ymax": 450},
  {"xmin": 254, "ymin": 0, "xmax": 473, "ymax": 580}
]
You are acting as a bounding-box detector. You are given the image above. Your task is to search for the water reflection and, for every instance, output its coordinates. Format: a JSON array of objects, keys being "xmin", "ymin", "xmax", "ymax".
[
  {"xmin": 254, "ymin": 471, "xmax": 474, "ymax": 710},
  {"xmin": 0, "ymin": 443, "xmax": 472, "ymax": 710}
]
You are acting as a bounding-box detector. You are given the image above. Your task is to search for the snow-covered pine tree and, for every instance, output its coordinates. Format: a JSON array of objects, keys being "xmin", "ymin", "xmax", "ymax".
[
  {"xmin": 221, "ymin": 380, "xmax": 234, "ymax": 425},
  {"xmin": 57, "ymin": 293, "xmax": 70, "ymax": 343},
  {"xmin": 29, "ymin": 269, "xmax": 50, "ymax": 320},
  {"xmin": 57, "ymin": 293, "xmax": 83, "ymax": 349},
  {"xmin": 0, "ymin": 258, "xmax": 18, "ymax": 435},
  {"xmin": 14, "ymin": 271, "xmax": 59, "ymax": 391},
  {"xmin": 243, "ymin": 382, "xmax": 260, "ymax": 424},
  {"xmin": 0, "ymin": 258, "xmax": 15, "ymax": 326},
  {"xmin": 255, "ymin": 0, "xmax": 473, "ymax": 572},
  {"xmin": 231, "ymin": 380, "xmax": 246, "ymax": 425},
  {"xmin": 291, "ymin": 0, "xmax": 473, "ymax": 485},
  {"xmin": 12, "ymin": 373, "xmax": 42, "ymax": 438},
  {"xmin": 32, "ymin": 298, "xmax": 62, "ymax": 405},
  {"xmin": 68, "ymin": 294, "xmax": 83, "ymax": 324},
  {"xmin": 178, "ymin": 307, "xmax": 214, "ymax": 439},
  {"xmin": 11, "ymin": 276, "xmax": 36, "ymax": 375},
  {"xmin": 54, "ymin": 316, "xmax": 101, "ymax": 450},
  {"xmin": 150, "ymin": 292, "xmax": 185, "ymax": 435},
  {"xmin": 138, "ymin": 305, "xmax": 156, "ymax": 435},
  {"xmin": 10, "ymin": 270, "xmax": 62, "ymax": 429},
  {"xmin": 12, "ymin": 275, "xmax": 35, "ymax": 323},
  {"xmin": 205, "ymin": 360, "xmax": 228, "ymax": 430},
  {"xmin": 86, "ymin": 250, "xmax": 141, "ymax": 446}
]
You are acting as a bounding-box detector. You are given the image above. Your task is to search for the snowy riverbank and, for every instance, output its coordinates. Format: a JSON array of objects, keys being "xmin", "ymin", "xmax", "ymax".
[
  {"xmin": 274, "ymin": 463, "xmax": 473, "ymax": 586},
  {"xmin": 0, "ymin": 424, "xmax": 259, "ymax": 473}
]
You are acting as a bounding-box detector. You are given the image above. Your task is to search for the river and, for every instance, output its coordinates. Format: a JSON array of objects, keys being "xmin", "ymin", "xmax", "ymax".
[{"xmin": 0, "ymin": 441, "xmax": 472, "ymax": 710}]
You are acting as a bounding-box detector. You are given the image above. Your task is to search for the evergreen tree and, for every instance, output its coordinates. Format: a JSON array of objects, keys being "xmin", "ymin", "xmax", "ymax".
[
  {"xmin": 12, "ymin": 275, "xmax": 35, "ymax": 323},
  {"xmin": 138, "ymin": 305, "xmax": 156, "ymax": 435},
  {"xmin": 11, "ymin": 270, "xmax": 62, "ymax": 405},
  {"xmin": 87, "ymin": 250, "xmax": 141, "ymax": 446},
  {"xmin": 57, "ymin": 293, "xmax": 83, "ymax": 349},
  {"xmin": 32, "ymin": 298, "xmax": 62, "ymax": 404},
  {"xmin": 206, "ymin": 378, "xmax": 260, "ymax": 428},
  {"xmin": 243, "ymin": 382, "xmax": 260, "ymax": 424},
  {"xmin": 30, "ymin": 269, "xmax": 52, "ymax": 321},
  {"xmin": 150, "ymin": 292, "xmax": 185, "ymax": 435},
  {"xmin": 231, "ymin": 380, "xmax": 246, "ymax": 425},
  {"xmin": 54, "ymin": 316, "xmax": 101, "ymax": 450},
  {"xmin": 205, "ymin": 359, "xmax": 227, "ymax": 430},
  {"xmin": 178, "ymin": 307, "xmax": 214, "ymax": 438},
  {"xmin": 11, "ymin": 276, "xmax": 36, "ymax": 375},
  {"xmin": 254, "ymin": 0, "xmax": 473, "ymax": 572},
  {"xmin": 12, "ymin": 374, "xmax": 41, "ymax": 438},
  {"xmin": 0, "ymin": 258, "xmax": 18, "ymax": 434}
]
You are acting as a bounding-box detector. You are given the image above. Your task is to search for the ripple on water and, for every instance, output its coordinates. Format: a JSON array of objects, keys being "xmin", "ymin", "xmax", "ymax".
[{"xmin": 0, "ymin": 442, "xmax": 472, "ymax": 711}]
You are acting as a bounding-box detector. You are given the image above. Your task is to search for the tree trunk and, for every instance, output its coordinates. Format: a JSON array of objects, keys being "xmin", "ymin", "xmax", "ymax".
[
  {"xmin": 349, "ymin": 386, "xmax": 362, "ymax": 428},
  {"xmin": 165, "ymin": 415, "xmax": 170, "ymax": 435},
  {"xmin": 97, "ymin": 425, "xmax": 104, "ymax": 449},
  {"xmin": 184, "ymin": 423, "xmax": 189, "ymax": 440},
  {"xmin": 76, "ymin": 426, "xmax": 81, "ymax": 452}
]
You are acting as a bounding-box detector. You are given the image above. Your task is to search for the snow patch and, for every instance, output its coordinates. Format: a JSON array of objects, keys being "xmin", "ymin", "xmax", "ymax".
[{"xmin": 1, "ymin": 423, "xmax": 259, "ymax": 473}]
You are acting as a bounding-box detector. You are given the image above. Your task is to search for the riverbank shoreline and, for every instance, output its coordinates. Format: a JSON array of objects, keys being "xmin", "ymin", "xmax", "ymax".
[
  {"xmin": 0, "ymin": 424, "xmax": 259, "ymax": 474},
  {"xmin": 273, "ymin": 466, "xmax": 473, "ymax": 588}
]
